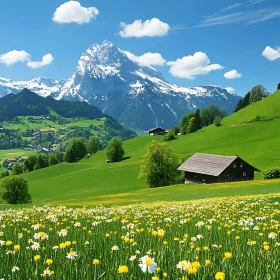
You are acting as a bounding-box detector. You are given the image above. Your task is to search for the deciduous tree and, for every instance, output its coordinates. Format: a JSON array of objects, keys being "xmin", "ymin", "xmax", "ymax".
[
  {"xmin": 87, "ymin": 136, "xmax": 102, "ymax": 154},
  {"xmin": 63, "ymin": 138, "xmax": 87, "ymax": 163},
  {"xmin": 1, "ymin": 177, "xmax": 31, "ymax": 204},
  {"xmin": 249, "ymin": 85, "xmax": 269, "ymax": 103},
  {"xmin": 106, "ymin": 137, "xmax": 125, "ymax": 162},
  {"xmin": 200, "ymin": 105, "xmax": 226, "ymax": 126},
  {"xmin": 24, "ymin": 155, "xmax": 38, "ymax": 172},
  {"xmin": 138, "ymin": 141, "xmax": 178, "ymax": 188}
]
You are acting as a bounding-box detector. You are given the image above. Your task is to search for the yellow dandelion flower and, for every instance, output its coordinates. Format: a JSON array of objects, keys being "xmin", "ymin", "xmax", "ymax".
[
  {"xmin": 118, "ymin": 265, "xmax": 128, "ymax": 273},
  {"xmin": 92, "ymin": 259, "xmax": 100, "ymax": 265},
  {"xmin": 46, "ymin": 259, "xmax": 53, "ymax": 265},
  {"xmin": 224, "ymin": 252, "xmax": 232, "ymax": 259},
  {"xmin": 215, "ymin": 272, "xmax": 225, "ymax": 280},
  {"xmin": 34, "ymin": 255, "xmax": 41, "ymax": 262}
]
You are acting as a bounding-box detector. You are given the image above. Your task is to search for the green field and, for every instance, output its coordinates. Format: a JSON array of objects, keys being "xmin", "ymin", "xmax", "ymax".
[
  {"xmin": 0, "ymin": 149, "xmax": 36, "ymax": 171},
  {"xmin": 1, "ymin": 90, "xmax": 280, "ymax": 207},
  {"xmin": 2, "ymin": 116, "xmax": 106, "ymax": 142},
  {"xmin": 14, "ymin": 91, "xmax": 279, "ymax": 206},
  {"xmin": 0, "ymin": 194, "xmax": 279, "ymax": 279}
]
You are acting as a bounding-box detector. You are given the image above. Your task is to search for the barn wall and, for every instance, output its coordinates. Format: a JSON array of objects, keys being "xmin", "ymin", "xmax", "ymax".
[{"xmin": 184, "ymin": 157, "xmax": 257, "ymax": 184}]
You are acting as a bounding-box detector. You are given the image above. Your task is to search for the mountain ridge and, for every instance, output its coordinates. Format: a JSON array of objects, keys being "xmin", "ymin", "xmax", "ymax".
[{"xmin": 0, "ymin": 40, "xmax": 241, "ymax": 130}]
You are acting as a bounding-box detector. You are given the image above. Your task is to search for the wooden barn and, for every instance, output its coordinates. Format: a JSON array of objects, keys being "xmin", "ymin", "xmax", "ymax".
[
  {"xmin": 178, "ymin": 153, "xmax": 260, "ymax": 184},
  {"xmin": 148, "ymin": 127, "xmax": 167, "ymax": 135}
]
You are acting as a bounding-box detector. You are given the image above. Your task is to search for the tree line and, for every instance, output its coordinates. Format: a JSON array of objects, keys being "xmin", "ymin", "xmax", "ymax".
[
  {"xmin": 234, "ymin": 85, "xmax": 269, "ymax": 112},
  {"xmin": 163, "ymin": 104, "xmax": 226, "ymax": 142}
]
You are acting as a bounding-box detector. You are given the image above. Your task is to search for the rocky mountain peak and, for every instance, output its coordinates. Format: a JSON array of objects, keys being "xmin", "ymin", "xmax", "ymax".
[{"xmin": 0, "ymin": 41, "xmax": 241, "ymax": 130}]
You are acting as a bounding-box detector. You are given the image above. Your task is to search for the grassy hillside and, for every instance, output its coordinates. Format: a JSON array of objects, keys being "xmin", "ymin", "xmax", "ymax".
[
  {"xmin": 223, "ymin": 90, "xmax": 280, "ymax": 125},
  {"xmin": 2, "ymin": 90, "xmax": 280, "ymax": 207}
]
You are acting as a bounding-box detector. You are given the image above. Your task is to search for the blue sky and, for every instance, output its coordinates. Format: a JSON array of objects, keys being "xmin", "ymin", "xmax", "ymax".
[{"xmin": 0, "ymin": 0, "xmax": 279, "ymax": 96}]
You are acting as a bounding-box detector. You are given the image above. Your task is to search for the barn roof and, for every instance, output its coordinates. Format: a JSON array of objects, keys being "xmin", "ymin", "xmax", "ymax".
[
  {"xmin": 178, "ymin": 153, "xmax": 260, "ymax": 177},
  {"xmin": 148, "ymin": 127, "xmax": 165, "ymax": 132}
]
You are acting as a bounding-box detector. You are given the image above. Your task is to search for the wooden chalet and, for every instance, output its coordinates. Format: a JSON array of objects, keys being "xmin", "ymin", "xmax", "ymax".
[
  {"xmin": 148, "ymin": 127, "xmax": 167, "ymax": 135},
  {"xmin": 178, "ymin": 153, "xmax": 260, "ymax": 184}
]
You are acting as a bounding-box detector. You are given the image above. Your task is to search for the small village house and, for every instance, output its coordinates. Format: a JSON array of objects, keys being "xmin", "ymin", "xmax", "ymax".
[
  {"xmin": 178, "ymin": 153, "xmax": 260, "ymax": 184},
  {"xmin": 148, "ymin": 127, "xmax": 167, "ymax": 135},
  {"xmin": 7, "ymin": 158, "xmax": 17, "ymax": 163},
  {"xmin": 18, "ymin": 157, "xmax": 28, "ymax": 162}
]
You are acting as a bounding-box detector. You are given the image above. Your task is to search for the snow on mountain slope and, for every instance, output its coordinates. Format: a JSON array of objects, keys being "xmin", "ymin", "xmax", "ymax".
[
  {"xmin": 0, "ymin": 41, "xmax": 240, "ymax": 130},
  {"xmin": 0, "ymin": 77, "xmax": 64, "ymax": 98},
  {"xmin": 54, "ymin": 40, "xmax": 240, "ymax": 129}
]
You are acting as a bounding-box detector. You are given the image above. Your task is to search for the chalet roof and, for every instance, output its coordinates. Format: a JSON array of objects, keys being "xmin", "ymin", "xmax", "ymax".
[
  {"xmin": 178, "ymin": 153, "xmax": 260, "ymax": 177},
  {"xmin": 148, "ymin": 127, "xmax": 165, "ymax": 132}
]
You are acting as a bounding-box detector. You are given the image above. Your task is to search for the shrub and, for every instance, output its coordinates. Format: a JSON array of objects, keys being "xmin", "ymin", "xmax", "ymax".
[
  {"xmin": 254, "ymin": 115, "xmax": 262, "ymax": 121},
  {"xmin": 12, "ymin": 164, "xmax": 24, "ymax": 175},
  {"xmin": 171, "ymin": 126, "xmax": 180, "ymax": 135},
  {"xmin": 0, "ymin": 170, "xmax": 9, "ymax": 178},
  {"xmin": 264, "ymin": 168, "xmax": 280, "ymax": 180},
  {"xmin": 1, "ymin": 177, "xmax": 31, "ymax": 204},
  {"xmin": 164, "ymin": 131, "xmax": 175, "ymax": 141},
  {"xmin": 214, "ymin": 117, "xmax": 222, "ymax": 127}
]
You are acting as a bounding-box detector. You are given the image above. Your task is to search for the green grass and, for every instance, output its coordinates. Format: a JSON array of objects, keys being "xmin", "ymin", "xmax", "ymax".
[
  {"xmin": 2, "ymin": 91, "xmax": 280, "ymax": 207},
  {"xmin": 2, "ymin": 117, "xmax": 61, "ymax": 132},
  {"xmin": 223, "ymin": 90, "xmax": 280, "ymax": 125},
  {"xmin": 19, "ymin": 117, "xmax": 280, "ymax": 207},
  {"xmin": 0, "ymin": 149, "xmax": 36, "ymax": 162}
]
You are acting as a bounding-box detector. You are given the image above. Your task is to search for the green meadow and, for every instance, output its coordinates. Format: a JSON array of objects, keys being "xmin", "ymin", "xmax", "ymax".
[
  {"xmin": 1, "ymin": 90, "xmax": 280, "ymax": 207},
  {"xmin": 0, "ymin": 149, "xmax": 36, "ymax": 172}
]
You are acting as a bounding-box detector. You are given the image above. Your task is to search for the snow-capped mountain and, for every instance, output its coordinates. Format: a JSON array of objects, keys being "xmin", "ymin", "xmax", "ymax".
[
  {"xmin": 54, "ymin": 40, "xmax": 240, "ymax": 129},
  {"xmin": 0, "ymin": 40, "xmax": 240, "ymax": 130},
  {"xmin": 0, "ymin": 77, "xmax": 64, "ymax": 98}
]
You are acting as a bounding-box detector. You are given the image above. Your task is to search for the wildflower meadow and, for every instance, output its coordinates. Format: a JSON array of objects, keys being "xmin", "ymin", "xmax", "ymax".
[{"xmin": 0, "ymin": 194, "xmax": 279, "ymax": 279}]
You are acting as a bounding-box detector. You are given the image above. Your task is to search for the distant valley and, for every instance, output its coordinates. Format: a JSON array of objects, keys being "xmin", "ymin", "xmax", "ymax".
[{"xmin": 0, "ymin": 89, "xmax": 136, "ymax": 154}]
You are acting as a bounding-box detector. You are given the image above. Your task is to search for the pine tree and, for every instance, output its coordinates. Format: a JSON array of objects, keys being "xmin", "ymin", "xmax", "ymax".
[
  {"xmin": 234, "ymin": 99, "xmax": 244, "ymax": 112},
  {"xmin": 243, "ymin": 92, "xmax": 251, "ymax": 107}
]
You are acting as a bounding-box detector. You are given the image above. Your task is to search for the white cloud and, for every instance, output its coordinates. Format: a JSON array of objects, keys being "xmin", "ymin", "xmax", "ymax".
[
  {"xmin": 53, "ymin": 1, "xmax": 99, "ymax": 24},
  {"xmin": 0, "ymin": 50, "xmax": 30, "ymax": 66},
  {"xmin": 167, "ymin": 52, "xmax": 224, "ymax": 80},
  {"xmin": 225, "ymin": 87, "xmax": 236, "ymax": 94},
  {"xmin": 224, "ymin": 69, "xmax": 242, "ymax": 79},
  {"xmin": 0, "ymin": 50, "xmax": 53, "ymax": 68},
  {"xmin": 125, "ymin": 51, "xmax": 166, "ymax": 67},
  {"xmin": 27, "ymin": 54, "xmax": 54, "ymax": 69},
  {"xmin": 119, "ymin": 18, "xmax": 170, "ymax": 38},
  {"xmin": 262, "ymin": 46, "xmax": 280, "ymax": 61},
  {"xmin": 198, "ymin": 6, "xmax": 280, "ymax": 27}
]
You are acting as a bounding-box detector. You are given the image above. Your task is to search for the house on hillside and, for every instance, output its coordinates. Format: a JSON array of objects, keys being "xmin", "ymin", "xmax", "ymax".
[
  {"xmin": 148, "ymin": 127, "xmax": 167, "ymax": 135},
  {"xmin": 178, "ymin": 153, "xmax": 260, "ymax": 184},
  {"xmin": 7, "ymin": 158, "xmax": 17, "ymax": 163},
  {"xmin": 18, "ymin": 157, "xmax": 28, "ymax": 162}
]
